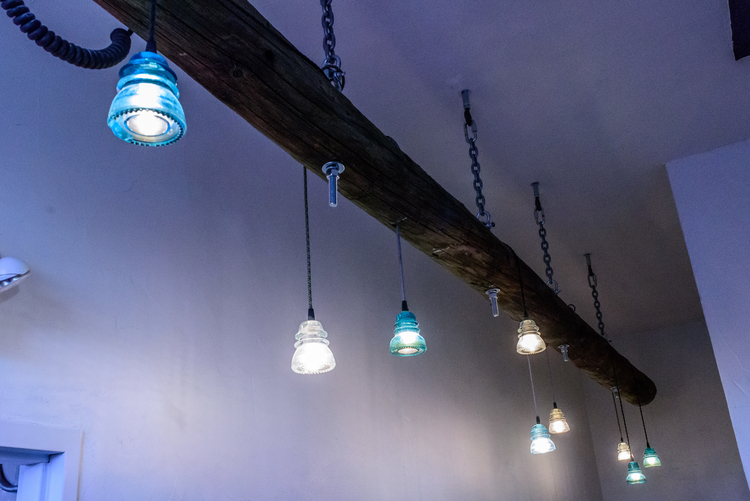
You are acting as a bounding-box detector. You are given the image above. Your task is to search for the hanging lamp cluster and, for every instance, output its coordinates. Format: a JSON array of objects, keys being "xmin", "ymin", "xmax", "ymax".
[{"xmin": 586, "ymin": 254, "xmax": 661, "ymax": 484}]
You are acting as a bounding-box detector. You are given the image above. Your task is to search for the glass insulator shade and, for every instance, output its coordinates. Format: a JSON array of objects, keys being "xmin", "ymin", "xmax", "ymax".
[
  {"xmin": 291, "ymin": 320, "xmax": 335, "ymax": 374},
  {"xmin": 516, "ymin": 319, "xmax": 546, "ymax": 355},
  {"xmin": 108, "ymin": 52, "xmax": 186, "ymax": 147},
  {"xmin": 390, "ymin": 310, "xmax": 426, "ymax": 356},
  {"xmin": 529, "ymin": 423, "xmax": 556, "ymax": 454},
  {"xmin": 617, "ymin": 442, "xmax": 631, "ymax": 461},
  {"xmin": 643, "ymin": 446, "xmax": 661, "ymax": 467},
  {"xmin": 548, "ymin": 407, "xmax": 570, "ymax": 434},
  {"xmin": 626, "ymin": 461, "xmax": 647, "ymax": 484}
]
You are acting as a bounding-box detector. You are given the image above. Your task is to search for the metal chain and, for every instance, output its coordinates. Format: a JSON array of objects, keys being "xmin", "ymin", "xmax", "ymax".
[
  {"xmin": 532, "ymin": 184, "xmax": 558, "ymax": 294},
  {"xmin": 585, "ymin": 253, "xmax": 610, "ymax": 341},
  {"xmin": 320, "ymin": 0, "xmax": 345, "ymax": 91},
  {"xmin": 462, "ymin": 90, "xmax": 494, "ymax": 229}
]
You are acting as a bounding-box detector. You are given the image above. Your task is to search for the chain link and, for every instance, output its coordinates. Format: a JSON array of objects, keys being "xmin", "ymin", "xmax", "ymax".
[
  {"xmin": 533, "ymin": 191, "xmax": 559, "ymax": 294},
  {"xmin": 320, "ymin": 0, "xmax": 345, "ymax": 91},
  {"xmin": 462, "ymin": 98, "xmax": 494, "ymax": 229},
  {"xmin": 585, "ymin": 254, "xmax": 610, "ymax": 341}
]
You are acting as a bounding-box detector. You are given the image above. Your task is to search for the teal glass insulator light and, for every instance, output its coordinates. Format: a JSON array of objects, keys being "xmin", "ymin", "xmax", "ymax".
[
  {"xmin": 108, "ymin": 0, "xmax": 186, "ymax": 147},
  {"xmin": 530, "ymin": 421, "xmax": 556, "ymax": 454},
  {"xmin": 391, "ymin": 308, "xmax": 426, "ymax": 356},
  {"xmin": 643, "ymin": 446, "xmax": 661, "ymax": 467},
  {"xmin": 390, "ymin": 224, "xmax": 426, "ymax": 356},
  {"xmin": 626, "ymin": 461, "xmax": 647, "ymax": 484},
  {"xmin": 108, "ymin": 52, "xmax": 185, "ymax": 146}
]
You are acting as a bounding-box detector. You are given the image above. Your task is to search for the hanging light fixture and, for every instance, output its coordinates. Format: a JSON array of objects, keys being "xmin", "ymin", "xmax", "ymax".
[
  {"xmin": 529, "ymin": 182, "xmax": 570, "ymax": 432},
  {"xmin": 108, "ymin": 0, "xmax": 186, "ymax": 146},
  {"xmin": 631, "ymin": 366, "xmax": 662, "ymax": 468},
  {"xmin": 626, "ymin": 461, "xmax": 647, "ymax": 484},
  {"xmin": 514, "ymin": 255, "xmax": 545, "ymax": 355},
  {"xmin": 0, "ymin": 256, "xmax": 30, "ymax": 293},
  {"xmin": 586, "ymin": 254, "xmax": 646, "ymax": 483},
  {"xmin": 460, "ymin": 90, "xmax": 495, "ymax": 229},
  {"xmin": 545, "ymin": 352, "xmax": 570, "ymax": 434},
  {"xmin": 526, "ymin": 356, "xmax": 555, "ymax": 454},
  {"xmin": 390, "ymin": 224, "xmax": 426, "ymax": 356},
  {"xmin": 291, "ymin": 168, "xmax": 335, "ymax": 374}
]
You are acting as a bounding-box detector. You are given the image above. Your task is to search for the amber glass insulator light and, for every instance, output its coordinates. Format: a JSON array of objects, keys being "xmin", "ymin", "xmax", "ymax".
[
  {"xmin": 516, "ymin": 319, "xmax": 546, "ymax": 355},
  {"xmin": 548, "ymin": 406, "xmax": 570, "ymax": 434}
]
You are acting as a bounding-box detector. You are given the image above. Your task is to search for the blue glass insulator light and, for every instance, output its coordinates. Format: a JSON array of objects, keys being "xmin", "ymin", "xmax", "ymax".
[
  {"xmin": 108, "ymin": 52, "xmax": 186, "ymax": 147},
  {"xmin": 529, "ymin": 423, "xmax": 556, "ymax": 454},
  {"xmin": 626, "ymin": 461, "xmax": 647, "ymax": 484},
  {"xmin": 643, "ymin": 446, "xmax": 661, "ymax": 467},
  {"xmin": 390, "ymin": 310, "xmax": 426, "ymax": 357}
]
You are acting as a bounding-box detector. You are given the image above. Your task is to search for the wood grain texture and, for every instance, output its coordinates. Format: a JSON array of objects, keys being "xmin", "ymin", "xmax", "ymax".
[{"xmin": 92, "ymin": 0, "xmax": 656, "ymax": 404}]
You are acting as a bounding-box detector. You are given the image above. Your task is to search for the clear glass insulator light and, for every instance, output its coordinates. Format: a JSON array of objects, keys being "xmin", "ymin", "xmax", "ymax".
[
  {"xmin": 530, "ymin": 423, "xmax": 556, "ymax": 454},
  {"xmin": 291, "ymin": 320, "xmax": 336, "ymax": 374},
  {"xmin": 548, "ymin": 406, "xmax": 571, "ymax": 434},
  {"xmin": 516, "ymin": 319, "xmax": 546, "ymax": 355},
  {"xmin": 617, "ymin": 442, "xmax": 631, "ymax": 461},
  {"xmin": 390, "ymin": 310, "xmax": 426, "ymax": 356},
  {"xmin": 626, "ymin": 461, "xmax": 647, "ymax": 484},
  {"xmin": 643, "ymin": 446, "xmax": 661, "ymax": 467},
  {"xmin": 108, "ymin": 52, "xmax": 186, "ymax": 147},
  {"xmin": 322, "ymin": 162, "xmax": 345, "ymax": 207}
]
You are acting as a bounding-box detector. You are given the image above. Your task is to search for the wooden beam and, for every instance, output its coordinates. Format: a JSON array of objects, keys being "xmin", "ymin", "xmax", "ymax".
[
  {"xmin": 729, "ymin": 0, "xmax": 750, "ymax": 60},
  {"xmin": 92, "ymin": 0, "xmax": 656, "ymax": 405}
]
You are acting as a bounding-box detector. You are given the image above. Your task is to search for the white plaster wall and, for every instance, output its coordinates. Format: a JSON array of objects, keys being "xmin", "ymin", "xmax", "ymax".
[
  {"xmin": 667, "ymin": 142, "xmax": 750, "ymax": 490},
  {"xmin": 0, "ymin": 9, "xmax": 604, "ymax": 500}
]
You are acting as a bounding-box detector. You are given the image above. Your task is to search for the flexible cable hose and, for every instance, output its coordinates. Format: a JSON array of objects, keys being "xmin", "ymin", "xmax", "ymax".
[{"xmin": 2, "ymin": 0, "xmax": 131, "ymax": 69}]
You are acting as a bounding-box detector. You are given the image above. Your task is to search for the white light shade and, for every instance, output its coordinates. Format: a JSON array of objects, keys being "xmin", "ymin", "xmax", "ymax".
[
  {"xmin": 291, "ymin": 320, "xmax": 335, "ymax": 374},
  {"xmin": 617, "ymin": 442, "xmax": 631, "ymax": 461},
  {"xmin": 548, "ymin": 407, "xmax": 571, "ymax": 434},
  {"xmin": 0, "ymin": 256, "xmax": 30, "ymax": 292}
]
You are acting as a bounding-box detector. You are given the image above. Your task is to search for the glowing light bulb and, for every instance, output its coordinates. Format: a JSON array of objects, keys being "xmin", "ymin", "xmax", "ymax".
[
  {"xmin": 291, "ymin": 320, "xmax": 335, "ymax": 374},
  {"xmin": 617, "ymin": 442, "xmax": 631, "ymax": 461},
  {"xmin": 516, "ymin": 319, "xmax": 546, "ymax": 355},
  {"xmin": 643, "ymin": 446, "xmax": 661, "ymax": 467},
  {"xmin": 626, "ymin": 461, "xmax": 647, "ymax": 484},
  {"xmin": 390, "ymin": 310, "xmax": 426, "ymax": 356},
  {"xmin": 108, "ymin": 52, "xmax": 186, "ymax": 147},
  {"xmin": 530, "ymin": 423, "xmax": 556, "ymax": 454},
  {"xmin": 548, "ymin": 407, "xmax": 570, "ymax": 434},
  {"xmin": 125, "ymin": 112, "xmax": 170, "ymax": 136}
]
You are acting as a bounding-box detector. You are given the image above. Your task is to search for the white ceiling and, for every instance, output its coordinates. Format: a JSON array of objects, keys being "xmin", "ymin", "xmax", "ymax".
[{"xmin": 5, "ymin": 0, "xmax": 746, "ymax": 338}]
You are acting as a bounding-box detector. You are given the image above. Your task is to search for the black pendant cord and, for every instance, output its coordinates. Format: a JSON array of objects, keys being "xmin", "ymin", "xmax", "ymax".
[
  {"xmin": 631, "ymin": 364, "xmax": 651, "ymax": 447},
  {"xmin": 545, "ymin": 350, "xmax": 558, "ymax": 406},
  {"xmin": 396, "ymin": 225, "xmax": 408, "ymax": 311},
  {"xmin": 527, "ymin": 355, "xmax": 540, "ymax": 422},
  {"xmin": 1, "ymin": 0, "xmax": 132, "ymax": 69},
  {"xmin": 304, "ymin": 167, "xmax": 315, "ymax": 320},
  {"xmin": 515, "ymin": 254, "xmax": 529, "ymax": 319},
  {"xmin": 145, "ymin": 0, "xmax": 157, "ymax": 53},
  {"xmin": 611, "ymin": 391, "xmax": 624, "ymax": 442}
]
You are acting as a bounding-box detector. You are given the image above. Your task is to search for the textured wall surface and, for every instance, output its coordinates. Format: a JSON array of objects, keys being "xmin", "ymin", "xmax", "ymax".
[{"xmin": 668, "ymin": 142, "xmax": 750, "ymax": 491}]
